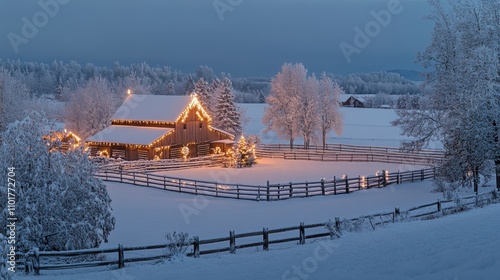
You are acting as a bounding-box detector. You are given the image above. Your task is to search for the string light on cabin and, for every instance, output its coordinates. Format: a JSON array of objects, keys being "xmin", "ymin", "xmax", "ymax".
[{"xmin": 177, "ymin": 95, "xmax": 212, "ymax": 124}]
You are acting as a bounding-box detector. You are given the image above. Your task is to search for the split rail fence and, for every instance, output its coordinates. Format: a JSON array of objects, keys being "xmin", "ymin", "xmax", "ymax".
[
  {"xmin": 95, "ymin": 167, "xmax": 436, "ymax": 201},
  {"xmin": 257, "ymin": 144, "xmax": 444, "ymax": 165},
  {"xmin": 21, "ymin": 191, "xmax": 499, "ymax": 275}
]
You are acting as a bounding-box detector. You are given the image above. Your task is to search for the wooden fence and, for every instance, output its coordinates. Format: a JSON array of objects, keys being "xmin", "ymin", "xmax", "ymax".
[
  {"xmin": 98, "ymin": 154, "xmax": 224, "ymax": 173},
  {"xmin": 21, "ymin": 191, "xmax": 499, "ymax": 275},
  {"xmin": 257, "ymin": 144, "xmax": 444, "ymax": 165},
  {"xmin": 95, "ymin": 167, "xmax": 436, "ymax": 201}
]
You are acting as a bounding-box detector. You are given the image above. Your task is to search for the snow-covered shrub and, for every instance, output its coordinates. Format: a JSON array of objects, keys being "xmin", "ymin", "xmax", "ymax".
[
  {"xmin": 164, "ymin": 232, "xmax": 193, "ymax": 258},
  {"xmin": 0, "ymin": 111, "xmax": 115, "ymax": 252}
]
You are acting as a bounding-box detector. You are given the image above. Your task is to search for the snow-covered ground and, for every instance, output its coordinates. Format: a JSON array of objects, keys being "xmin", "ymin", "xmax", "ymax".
[
  {"xmin": 21, "ymin": 202, "xmax": 500, "ymax": 280},
  {"xmin": 101, "ymin": 180, "xmax": 443, "ymax": 248},
  {"xmin": 240, "ymin": 104, "xmax": 443, "ymax": 149},
  {"xmin": 155, "ymin": 158, "xmax": 425, "ymax": 185}
]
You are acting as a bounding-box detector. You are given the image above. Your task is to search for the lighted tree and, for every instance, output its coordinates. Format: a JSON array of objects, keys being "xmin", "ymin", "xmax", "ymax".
[{"xmin": 234, "ymin": 135, "xmax": 255, "ymax": 168}]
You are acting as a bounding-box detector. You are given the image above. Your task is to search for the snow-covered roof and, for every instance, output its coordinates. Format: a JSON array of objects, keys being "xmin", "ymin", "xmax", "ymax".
[
  {"xmin": 209, "ymin": 126, "xmax": 235, "ymax": 139},
  {"xmin": 112, "ymin": 95, "xmax": 192, "ymax": 122},
  {"xmin": 211, "ymin": 139, "xmax": 235, "ymax": 144},
  {"xmin": 86, "ymin": 125, "xmax": 173, "ymax": 145}
]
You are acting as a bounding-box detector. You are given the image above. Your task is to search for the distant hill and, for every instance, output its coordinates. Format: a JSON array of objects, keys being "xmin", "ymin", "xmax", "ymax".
[{"xmin": 387, "ymin": 69, "xmax": 424, "ymax": 82}]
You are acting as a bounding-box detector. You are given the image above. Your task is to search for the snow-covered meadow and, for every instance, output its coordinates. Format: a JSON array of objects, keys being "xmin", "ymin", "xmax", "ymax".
[
  {"xmin": 21, "ymin": 202, "xmax": 500, "ymax": 280},
  {"xmin": 240, "ymin": 104, "xmax": 443, "ymax": 149}
]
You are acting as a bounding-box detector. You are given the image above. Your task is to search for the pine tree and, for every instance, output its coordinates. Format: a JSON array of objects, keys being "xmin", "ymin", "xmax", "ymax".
[
  {"xmin": 214, "ymin": 77, "xmax": 242, "ymax": 136},
  {"xmin": 194, "ymin": 78, "xmax": 212, "ymax": 114},
  {"xmin": 234, "ymin": 135, "xmax": 254, "ymax": 168}
]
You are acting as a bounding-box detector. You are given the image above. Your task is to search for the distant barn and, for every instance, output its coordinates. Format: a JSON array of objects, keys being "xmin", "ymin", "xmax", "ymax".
[{"xmin": 85, "ymin": 94, "xmax": 234, "ymax": 160}]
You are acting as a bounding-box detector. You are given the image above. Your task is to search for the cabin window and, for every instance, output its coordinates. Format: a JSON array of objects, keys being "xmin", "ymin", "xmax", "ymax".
[
  {"xmin": 199, "ymin": 122, "xmax": 202, "ymax": 128},
  {"xmin": 183, "ymin": 123, "xmax": 187, "ymax": 129}
]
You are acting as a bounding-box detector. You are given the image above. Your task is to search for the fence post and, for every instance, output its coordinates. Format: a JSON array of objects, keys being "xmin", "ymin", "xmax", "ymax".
[
  {"xmin": 263, "ymin": 228, "xmax": 269, "ymax": 251},
  {"xmin": 230, "ymin": 231, "xmax": 236, "ymax": 254},
  {"xmin": 333, "ymin": 176, "xmax": 337, "ymax": 195},
  {"xmin": 193, "ymin": 236, "xmax": 200, "ymax": 258},
  {"xmin": 421, "ymin": 169, "xmax": 424, "ymax": 181},
  {"xmin": 267, "ymin": 181, "xmax": 270, "ymax": 201},
  {"xmin": 133, "ymin": 172, "xmax": 136, "ymax": 185},
  {"xmin": 195, "ymin": 181, "xmax": 198, "ymax": 195},
  {"xmin": 237, "ymin": 185, "xmax": 240, "ymax": 199},
  {"xmin": 34, "ymin": 249, "xmax": 40, "ymax": 275},
  {"xmin": 383, "ymin": 170, "xmax": 388, "ymax": 187},
  {"xmin": 345, "ymin": 176, "xmax": 349, "ymax": 194},
  {"xmin": 397, "ymin": 171, "xmax": 400, "ymax": 184},
  {"xmin": 335, "ymin": 217, "xmax": 340, "ymax": 231},
  {"xmin": 120, "ymin": 169, "xmax": 123, "ymax": 183},
  {"xmin": 321, "ymin": 179, "xmax": 325, "ymax": 195},
  {"xmin": 437, "ymin": 199, "xmax": 442, "ymax": 213},
  {"xmin": 305, "ymin": 182, "xmax": 309, "ymax": 197},
  {"xmin": 178, "ymin": 179, "xmax": 181, "ymax": 192},
  {"xmin": 358, "ymin": 176, "xmax": 361, "ymax": 190},
  {"xmin": 393, "ymin": 207, "xmax": 400, "ymax": 223},
  {"xmin": 215, "ymin": 182, "xmax": 219, "ymax": 197},
  {"xmin": 299, "ymin": 223, "xmax": 305, "ymax": 245},
  {"xmin": 411, "ymin": 171, "xmax": 414, "ymax": 182},
  {"xmin": 118, "ymin": 244, "xmax": 125, "ymax": 269},
  {"xmin": 289, "ymin": 182, "xmax": 293, "ymax": 198},
  {"xmin": 163, "ymin": 177, "xmax": 167, "ymax": 190}
]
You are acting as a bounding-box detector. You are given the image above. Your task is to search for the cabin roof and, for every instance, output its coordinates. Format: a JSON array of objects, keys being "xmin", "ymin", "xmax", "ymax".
[
  {"xmin": 86, "ymin": 125, "xmax": 173, "ymax": 145},
  {"xmin": 112, "ymin": 95, "xmax": 192, "ymax": 122}
]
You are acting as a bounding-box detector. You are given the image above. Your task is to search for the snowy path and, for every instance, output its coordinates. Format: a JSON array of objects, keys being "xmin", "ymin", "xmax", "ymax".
[{"xmin": 22, "ymin": 203, "xmax": 500, "ymax": 280}]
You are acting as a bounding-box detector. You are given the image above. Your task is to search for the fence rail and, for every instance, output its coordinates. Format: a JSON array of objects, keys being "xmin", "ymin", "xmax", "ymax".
[
  {"xmin": 95, "ymin": 167, "xmax": 436, "ymax": 201},
  {"xmin": 257, "ymin": 144, "xmax": 444, "ymax": 165},
  {"xmin": 98, "ymin": 154, "xmax": 224, "ymax": 173},
  {"xmin": 21, "ymin": 191, "xmax": 499, "ymax": 275}
]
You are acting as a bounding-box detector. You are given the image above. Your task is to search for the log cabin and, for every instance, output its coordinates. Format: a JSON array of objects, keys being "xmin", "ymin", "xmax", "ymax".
[{"xmin": 85, "ymin": 94, "xmax": 235, "ymax": 160}]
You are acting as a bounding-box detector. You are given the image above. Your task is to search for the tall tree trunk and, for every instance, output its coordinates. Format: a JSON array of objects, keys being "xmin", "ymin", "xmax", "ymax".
[
  {"xmin": 473, "ymin": 166, "xmax": 479, "ymax": 193},
  {"xmin": 322, "ymin": 130, "xmax": 326, "ymax": 150},
  {"xmin": 289, "ymin": 138, "xmax": 294, "ymax": 149}
]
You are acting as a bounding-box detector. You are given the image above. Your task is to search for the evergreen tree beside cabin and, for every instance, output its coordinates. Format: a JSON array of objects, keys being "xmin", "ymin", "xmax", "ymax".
[{"xmin": 85, "ymin": 94, "xmax": 234, "ymax": 160}]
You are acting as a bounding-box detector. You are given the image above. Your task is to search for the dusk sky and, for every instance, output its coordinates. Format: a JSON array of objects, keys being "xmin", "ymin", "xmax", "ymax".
[{"xmin": 0, "ymin": 0, "xmax": 434, "ymax": 77}]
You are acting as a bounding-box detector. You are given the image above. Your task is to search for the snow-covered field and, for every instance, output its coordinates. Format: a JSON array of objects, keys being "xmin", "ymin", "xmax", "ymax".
[
  {"xmin": 240, "ymin": 104, "xmax": 443, "ymax": 149},
  {"xmin": 102, "ymin": 179, "xmax": 444, "ymax": 247},
  {"xmin": 22, "ymin": 202, "xmax": 500, "ymax": 280},
  {"xmin": 155, "ymin": 158, "xmax": 425, "ymax": 185}
]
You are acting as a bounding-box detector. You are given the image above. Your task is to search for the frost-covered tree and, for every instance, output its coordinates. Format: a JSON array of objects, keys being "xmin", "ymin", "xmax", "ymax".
[
  {"xmin": 194, "ymin": 78, "xmax": 212, "ymax": 114},
  {"xmin": 298, "ymin": 74, "xmax": 319, "ymax": 149},
  {"xmin": 318, "ymin": 72, "xmax": 343, "ymax": 149},
  {"xmin": 214, "ymin": 77, "xmax": 242, "ymax": 136},
  {"xmin": 393, "ymin": 0, "xmax": 500, "ymax": 191},
  {"xmin": 65, "ymin": 77, "xmax": 119, "ymax": 140},
  {"xmin": 0, "ymin": 69, "xmax": 30, "ymax": 134},
  {"xmin": 0, "ymin": 112, "xmax": 115, "ymax": 252},
  {"xmin": 263, "ymin": 63, "xmax": 303, "ymax": 148}
]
